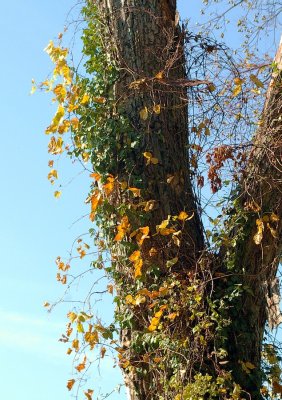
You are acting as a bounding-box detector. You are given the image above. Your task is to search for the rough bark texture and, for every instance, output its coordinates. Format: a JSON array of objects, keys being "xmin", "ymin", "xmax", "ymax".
[
  {"xmin": 223, "ymin": 40, "xmax": 282, "ymax": 398},
  {"xmin": 94, "ymin": 1, "xmax": 282, "ymax": 399}
]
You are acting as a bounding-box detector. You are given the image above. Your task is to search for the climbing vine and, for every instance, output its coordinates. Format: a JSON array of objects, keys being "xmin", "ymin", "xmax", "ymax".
[{"xmin": 36, "ymin": 1, "xmax": 282, "ymax": 399}]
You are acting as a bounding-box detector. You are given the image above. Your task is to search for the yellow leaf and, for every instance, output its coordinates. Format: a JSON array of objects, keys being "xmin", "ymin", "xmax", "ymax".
[
  {"xmin": 166, "ymin": 257, "xmax": 178, "ymax": 268},
  {"xmin": 67, "ymin": 379, "xmax": 75, "ymax": 391},
  {"xmin": 178, "ymin": 211, "xmax": 194, "ymax": 221},
  {"xmin": 233, "ymin": 84, "xmax": 242, "ymax": 97},
  {"xmin": 140, "ymin": 107, "xmax": 148, "ymax": 121},
  {"xmin": 245, "ymin": 361, "xmax": 255, "ymax": 370},
  {"xmin": 149, "ymin": 247, "xmax": 158, "ymax": 257},
  {"xmin": 143, "ymin": 152, "xmax": 158, "ymax": 165},
  {"xmin": 270, "ymin": 213, "xmax": 279, "ymax": 222},
  {"xmin": 155, "ymin": 71, "xmax": 164, "ymax": 79},
  {"xmin": 250, "ymin": 74, "xmax": 264, "ymax": 88},
  {"xmin": 151, "ymin": 157, "xmax": 159, "ymax": 164},
  {"xmin": 48, "ymin": 136, "xmax": 63, "ymax": 154},
  {"xmin": 43, "ymin": 302, "xmax": 50, "ymax": 308},
  {"xmin": 135, "ymin": 294, "xmax": 146, "ymax": 305},
  {"xmin": 167, "ymin": 312, "xmax": 178, "ymax": 320},
  {"xmin": 81, "ymin": 93, "xmax": 90, "ymax": 104},
  {"xmin": 53, "ymin": 84, "xmax": 67, "ymax": 102},
  {"xmin": 89, "ymin": 190, "xmax": 102, "ymax": 222},
  {"xmin": 134, "ymin": 258, "xmax": 143, "ymax": 278},
  {"xmin": 153, "ymin": 104, "xmax": 161, "ymax": 114},
  {"xmin": 136, "ymin": 226, "xmax": 150, "ymax": 246},
  {"xmin": 48, "ymin": 169, "xmax": 58, "ymax": 180},
  {"xmin": 234, "ymin": 77, "xmax": 245, "ymax": 85},
  {"xmin": 58, "ymin": 119, "xmax": 71, "ymax": 134},
  {"xmin": 114, "ymin": 216, "xmax": 130, "ymax": 241},
  {"xmin": 54, "ymin": 191, "xmax": 61, "ymax": 198},
  {"xmin": 77, "ymin": 322, "xmax": 84, "ymax": 333},
  {"xmin": 68, "ymin": 312, "xmax": 77, "ymax": 323},
  {"xmin": 52, "ymin": 104, "xmax": 65, "ymax": 126},
  {"xmin": 253, "ymin": 218, "xmax": 264, "ymax": 245},
  {"xmin": 72, "ymin": 339, "xmax": 79, "ymax": 351},
  {"xmin": 125, "ymin": 294, "xmax": 135, "ymax": 305},
  {"xmin": 129, "ymin": 250, "xmax": 141, "ymax": 262},
  {"xmin": 107, "ymin": 284, "xmax": 114, "ymax": 295},
  {"xmin": 71, "ymin": 117, "xmax": 80, "ymax": 130},
  {"xmin": 144, "ymin": 200, "xmax": 156, "ymax": 212},
  {"xmin": 128, "ymin": 187, "xmax": 141, "ymax": 197},
  {"xmin": 267, "ymin": 223, "xmax": 278, "ymax": 238},
  {"xmin": 120, "ymin": 181, "xmax": 128, "ymax": 190},
  {"xmin": 93, "ymin": 96, "xmax": 106, "ymax": 104}
]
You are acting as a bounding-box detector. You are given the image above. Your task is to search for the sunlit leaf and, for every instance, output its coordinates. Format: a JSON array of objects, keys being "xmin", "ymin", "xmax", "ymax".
[{"xmin": 250, "ymin": 74, "xmax": 264, "ymax": 88}]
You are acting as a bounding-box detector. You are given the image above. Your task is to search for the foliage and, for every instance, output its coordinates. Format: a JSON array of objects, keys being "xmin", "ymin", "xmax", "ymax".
[{"xmin": 37, "ymin": 1, "xmax": 282, "ymax": 399}]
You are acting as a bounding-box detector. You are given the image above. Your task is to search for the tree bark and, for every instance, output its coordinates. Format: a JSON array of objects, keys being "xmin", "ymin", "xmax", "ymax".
[
  {"xmin": 93, "ymin": 2, "xmax": 282, "ymax": 399},
  {"xmin": 222, "ymin": 39, "xmax": 282, "ymax": 398}
]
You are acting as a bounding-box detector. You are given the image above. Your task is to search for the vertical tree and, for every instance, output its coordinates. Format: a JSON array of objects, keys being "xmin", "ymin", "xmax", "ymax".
[{"xmin": 43, "ymin": 1, "xmax": 282, "ymax": 399}]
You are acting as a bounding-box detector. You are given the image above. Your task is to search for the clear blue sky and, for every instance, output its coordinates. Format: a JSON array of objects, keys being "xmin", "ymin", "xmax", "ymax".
[{"xmin": 0, "ymin": 1, "xmax": 277, "ymax": 400}]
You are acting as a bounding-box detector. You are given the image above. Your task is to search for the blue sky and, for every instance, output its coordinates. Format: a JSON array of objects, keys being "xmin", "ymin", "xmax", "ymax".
[
  {"xmin": 0, "ymin": 1, "xmax": 121, "ymax": 399},
  {"xmin": 0, "ymin": 1, "xmax": 278, "ymax": 400}
]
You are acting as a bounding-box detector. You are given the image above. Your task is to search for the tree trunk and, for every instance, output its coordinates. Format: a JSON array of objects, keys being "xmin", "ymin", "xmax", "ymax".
[
  {"xmin": 93, "ymin": 2, "xmax": 282, "ymax": 399},
  {"xmin": 223, "ymin": 39, "xmax": 282, "ymax": 397}
]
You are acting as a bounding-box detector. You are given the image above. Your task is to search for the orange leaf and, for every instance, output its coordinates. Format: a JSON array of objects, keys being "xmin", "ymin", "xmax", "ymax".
[
  {"xmin": 67, "ymin": 379, "xmax": 75, "ymax": 391},
  {"xmin": 129, "ymin": 250, "xmax": 141, "ymax": 262},
  {"xmin": 114, "ymin": 216, "xmax": 130, "ymax": 241},
  {"xmin": 85, "ymin": 390, "xmax": 94, "ymax": 400},
  {"xmin": 90, "ymin": 172, "xmax": 101, "ymax": 181}
]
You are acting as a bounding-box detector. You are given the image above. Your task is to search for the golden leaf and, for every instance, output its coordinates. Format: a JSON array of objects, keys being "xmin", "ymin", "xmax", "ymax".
[
  {"xmin": 253, "ymin": 218, "xmax": 264, "ymax": 245},
  {"xmin": 72, "ymin": 339, "xmax": 79, "ymax": 351},
  {"xmin": 136, "ymin": 226, "xmax": 150, "ymax": 245},
  {"xmin": 151, "ymin": 157, "xmax": 159, "ymax": 165},
  {"xmin": 270, "ymin": 213, "xmax": 279, "ymax": 222},
  {"xmin": 140, "ymin": 107, "xmax": 148, "ymax": 121},
  {"xmin": 134, "ymin": 258, "xmax": 143, "ymax": 279},
  {"xmin": 107, "ymin": 284, "xmax": 113, "ymax": 295},
  {"xmin": 114, "ymin": 216, "xmax": 130, "ymax": 241},
  {"xmin": 89, "ymin": 190, "xmax": 102, "ymax": 222},
  {"xmin": 125, "ymin": 294, "xmax": 135, "ymax": 305},
  {"xmin": 129, "ymin": 250, "xmax": 141, "ymax": 262},
  {"xmin": 54, "ymin": 191, "xmax": 61, "ymax": 198},
  {"xmin": 233, "ymin": 84, "xmax": 242, "ymax": 97},
  {"xmin": 68, "ymin": 312, "xmax": 77, "ymax": 323},
  {"xmin": 77, "ymin": 322, "xmax": 85, "ymax": 333},
  {"xmin": 178, "ymin": 211, "xmax": 194, "ymax": 221},
  {"xmin": 90, "ymin": 172, "xmax": 101, "ymax": 181},
  {"xmin": 81, "ymin": 93, "xmax": 90, "ymax": 104},
  {"xmin": 250, "ymin": 74, "xmax": 264, "ymax": 88},
  {"xmin": 135, "ymin": 294, "xmax": 146, "ymax": 305},
  {"xmin": 153, "ymin": 104, "xmax": 161, "ymax": 114},
  {"xmin": 93, "ymin": 97, "xmax": 106, "ymax": 104},
  {"xmin": 234, "ymin": 77, "xmax": 245, "ymax": 85},
  {"xmin": 128, "ymin": 187, "xmax": 141, "ymax": 197},
  {"xmin": 43, "ymin": 302, "xmax": 50, "ymax": 308},
  {"xmin": 155, "ymin": 71, "xmax": 164, "ymax": 79},
  {"xmin": 149, "ymin": 247, "xmax": 158, "ymax": 257}
]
